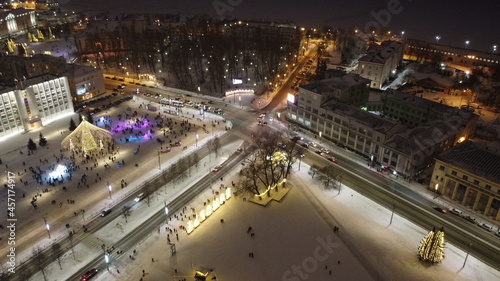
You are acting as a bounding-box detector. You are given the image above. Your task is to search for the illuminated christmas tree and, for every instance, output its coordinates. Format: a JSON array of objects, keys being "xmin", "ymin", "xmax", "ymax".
[
  {"xmin": 417, "ymin": 227, "xmax": 445, "ymax": 263},
  {"xmin": 61, "ymin": 119, "xmax": 112, "ymax": 153}
]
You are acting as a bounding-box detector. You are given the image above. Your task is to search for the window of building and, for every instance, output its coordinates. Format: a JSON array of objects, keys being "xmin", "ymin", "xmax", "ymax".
[
  {"xmin": 439, "ymin": 165, "xmax": 445, "ymax": 171},
  {"xmin": 462, "ymin": 175, "xmax": 468, "ymax": 181},
  {"xmin": 485, "ymin": 185, "xmax": 491, "ymax": 190},
  {"xmin": 473, "ymin": 180, "xmax": 479, "ymax": 185},
  {"xmin": 451, "ymin": 171, "xmax": 457, "ymax": 176}
]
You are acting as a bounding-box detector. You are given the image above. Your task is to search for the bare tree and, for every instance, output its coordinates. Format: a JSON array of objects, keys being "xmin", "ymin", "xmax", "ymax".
[
  {"xmin": 317, "ymin": 166, "xmax": 339, "ymax": 190},
  {"xmin": 190, "ymin": 151, "xmax": 200, "ymax": 171},
  {"xmin": 212, "ymin": 137, "xmax": 221, "ymax": 157},
  {"xmin": 51, "ymin": 242, "xmax": 63, "ymax": 270},
  {"xmin": 177, "ymin": 157, "xmax": 189, "ymax": 181},
  {"xmin": 0, "ymin": 264, "xmax": 11, "ymax": 281},
  {"xmin": 142, "ymin": 181, "xmax": 153, "ymax": 207},
  {"xmin": 16, "ymin": 261, "xmax": 32, "ymax": 281},
  {"xmin": 31, "ymin": 246, "xmax": 47, "ymax": 281},
  {"xmin": 68, "ymin": 231, "xmax": 76, "ymax": 260},
  {"xmin": 122, "ymin": 206, "xmax": 131, "ymax": 223},
  {"xmin": 309, "ymin": 164, "xmax": 321, "ymax": 179},
  {"xmin": 237, "ymin": 129, "xmax": 298, "ymax": 197}
]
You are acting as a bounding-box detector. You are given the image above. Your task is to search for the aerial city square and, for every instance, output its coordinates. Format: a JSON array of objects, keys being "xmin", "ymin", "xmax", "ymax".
[{"xmin": 0, "ymin": 0, "xmax": 499, "ymax": 280}]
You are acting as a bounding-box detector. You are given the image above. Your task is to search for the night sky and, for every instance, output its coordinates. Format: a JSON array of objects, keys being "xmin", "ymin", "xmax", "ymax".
[{"xmin": 64, "ymin": 0, "xmax": 499, "ymax": 52}]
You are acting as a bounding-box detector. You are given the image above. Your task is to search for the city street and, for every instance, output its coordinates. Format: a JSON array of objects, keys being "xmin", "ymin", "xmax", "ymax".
[{"xmin": 0, "ymin": 93, "xmax": 231, "ymax": 268}]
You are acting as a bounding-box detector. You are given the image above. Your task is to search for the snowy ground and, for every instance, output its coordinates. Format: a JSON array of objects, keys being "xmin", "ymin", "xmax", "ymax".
[{"xmin": 41, "ymin": 162, "xmax": 497, "ymax": 281}]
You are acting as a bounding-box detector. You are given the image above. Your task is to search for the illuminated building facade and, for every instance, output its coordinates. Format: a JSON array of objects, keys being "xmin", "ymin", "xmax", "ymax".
[
  {"xmin": 0, "ymin": 8, "xmax": 36, "ymax": 38},
  {"xmin": 430, "ymin": 141, "xmax": 500, "ymax": 221},
  {"xmin": 0, "ymin": 74, "xmax": 74, "ymax": 138}
]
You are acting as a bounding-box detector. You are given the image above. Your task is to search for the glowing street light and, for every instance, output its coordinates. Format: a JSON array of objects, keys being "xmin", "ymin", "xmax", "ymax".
[
  {"xmin": 105, "ymin": 253, "xmax": 110, "ymax": 271},
  {"xmin": 43, "ymin": 217, "xmax": 51, "ymax": 238},
  {"xmin": 465, "ymin": 40, "xmax": 470, "ymax": 49},
  {"xmin": 195, "ymin": 132, "xmax": 199, "ymax": 147},
  {"xmin": 494, "ymin": 45, "xmax": 497, "ymax": 53},
  {"xmin": 435, "ymin": 36, "xmax": 441, "ymax": 44},
  {"xmin": 434, "ymin": 183, "xmax": 439, "ymax": 199},
  {"xmin": 107, "ymin": 181, "xmax": 112, "ymax": 199},
  {"xmin": 401, "ymin": 31, "xmax": 405, "ymax": 38}
]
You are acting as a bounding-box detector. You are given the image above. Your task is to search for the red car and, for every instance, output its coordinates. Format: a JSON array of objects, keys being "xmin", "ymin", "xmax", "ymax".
[
  {"xmin": 329, "ymin": 157, "xmax": 337, "ymax": 163},
  {"xmin": 80, "ymin": 268, "xmax": 97, "ymax": 281}
]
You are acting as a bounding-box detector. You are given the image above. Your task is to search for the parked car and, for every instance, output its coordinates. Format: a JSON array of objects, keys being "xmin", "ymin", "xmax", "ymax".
[
  {"xmin": 495, "ymin": 231, "xmax": 500, "ymax": 238},
  {"xmin": 449, "ymin": 208, "xmax": 463, "ymax": 216},
  {"xmin": 432, "ymin": 206, "xmax": 447, "ymax": 214},
  {"xmin": 80, "ymin": 268, "xmax": 97, "ymax": 281},
  {"xmin": 320, "ymin": 148, "xmax": 330, "ymax": 154},
  {"xmin": 329, "ymin": 157, "xmax": 337, "ymax": 163},
  {"xmin": 463, "ymin": 215, "xmax": 476, "ymax": 223},
  {"xmin": 478, "ymin": 222, "xmax": 493, "ymax": 232},
  {"xmin": 211, "ymin": 165, "xmax": 222, "ymax": 172}
]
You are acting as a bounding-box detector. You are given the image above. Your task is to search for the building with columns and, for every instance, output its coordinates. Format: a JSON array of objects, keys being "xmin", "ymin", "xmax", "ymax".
[
  {"xmin": 430, "ymin": 141, "xmax": 500, "ymax": 221},
  {"xmin": 0, "ymin": 8, "xmax": 36, "ymax": 38}
]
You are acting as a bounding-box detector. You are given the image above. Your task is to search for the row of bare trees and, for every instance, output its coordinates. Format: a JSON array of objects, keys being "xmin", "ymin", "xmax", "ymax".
[
  {"xmin": 309, "ymin": 164, "xmax": 343, "ymax": 191},
  {"xmin": 76, "ymin": 15, "xmax": 301, "ymax": 94}
]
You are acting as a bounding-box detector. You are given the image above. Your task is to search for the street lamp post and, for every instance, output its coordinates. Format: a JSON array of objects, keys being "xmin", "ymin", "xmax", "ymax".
[
  {"xmin": 164, "ymin": 201, "xmax": 169, "ymax": 224},
  {"xmin": 157, "ymin": 150, "xmax": 161, "ymax": 170},
  {"xmin": 465, "ymin": 40, "xmax": 470, "ymax": 49},
  {"xmin": 107, "ymin": 181, "xmax": 112, "ymax": 200},
  {"xmin": 462, "ymin": 243, "xmax": 472, "ymax": 268},
  {"xmin": 494, "ymin": 45, "xmax": 497, "ymax": 53},
  {"xmin": 434, "ymin": 183, "xmax": 439, "ymax": 199},
  {"xmin": 390, "ymin": 203, "xmax": 396, "ymax": 225},
  {"xmin": 401, "ymin": 31, "xmax": 405, "ymax": 38},
  {"xmin": 43, "ymin": 217, "xmax": 51, "ymax": 238},
  {"xmin": 105, "ymin": 254, "xmax": 110, "ymax": 271},
  {"xmin": 435, "ymin": 36, "xmax": 441, "ymax": 44},
  {"xmin": 239, "ymin": 95, "xmax": 241, "ymax": 107},
  {"xmin": 195, "ymin": 132, "xmax": 199, "ymax": 147}
]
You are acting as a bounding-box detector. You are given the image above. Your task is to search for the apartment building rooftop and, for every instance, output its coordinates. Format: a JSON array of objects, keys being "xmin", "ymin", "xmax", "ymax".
[
  {"xmin": 322, "ymin": 99, "xmax": 403, "ymax": 135},
  {"xmin": 384, "ymin": 90, "xmax": 475, "ymax": 119},
  {"xmin": 359, "ymin": 40, "xmax": 404, "ymax": 64},
  {"xmin": 301, "ymin": 74, "xmax": 370, "ymax": 93},
  {"xmin": 385, "ymin": 117, "xmax": 466, "ymax": 156},
  {"xmin": 436, "ymin": 140, "xmax": 500, "ymax": 183}
]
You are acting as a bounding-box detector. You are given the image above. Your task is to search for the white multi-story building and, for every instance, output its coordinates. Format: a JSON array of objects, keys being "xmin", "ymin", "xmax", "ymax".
[
  {"xmin": 0, "ymin": 74, "xmax": 74, "ymax": 138},
  {"xmin": 356, "ymin": 40, "xmax": 404, "ymax": 89}
]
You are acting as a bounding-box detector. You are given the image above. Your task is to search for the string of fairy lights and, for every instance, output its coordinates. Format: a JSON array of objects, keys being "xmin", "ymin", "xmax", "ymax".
[{"xmin": 417, "ymin": 227, "xmax": 445, "ymax": 263}]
